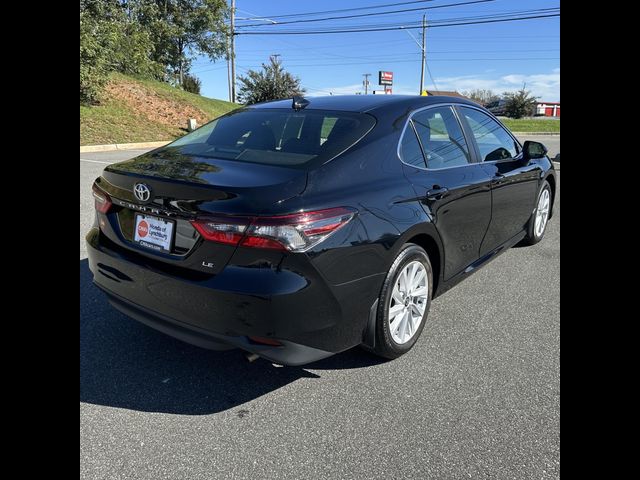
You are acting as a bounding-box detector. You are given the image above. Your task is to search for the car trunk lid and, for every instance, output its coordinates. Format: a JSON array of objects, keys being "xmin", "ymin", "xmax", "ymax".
[{"xmin": 94, "ymin": 152, "xmax": 307, "ymax": 273}]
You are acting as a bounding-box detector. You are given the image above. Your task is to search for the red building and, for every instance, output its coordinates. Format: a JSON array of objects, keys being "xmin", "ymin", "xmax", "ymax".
[{"xmin": 536, "ymin": 101, "xmax": 560, "ymax": 117}]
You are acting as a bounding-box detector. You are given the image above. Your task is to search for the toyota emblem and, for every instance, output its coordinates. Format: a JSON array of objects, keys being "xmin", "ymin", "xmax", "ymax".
[{"xmin": 133, "ymin": 183, "xmax": 152, "ymax": 202}]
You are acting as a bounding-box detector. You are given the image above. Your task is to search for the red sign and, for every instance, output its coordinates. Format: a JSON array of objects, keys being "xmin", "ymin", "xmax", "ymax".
[
  {"xmin": 379, "ymin": 71, "xmax": 393, "ymax": 86},
  {"xmin": 137, "ymin": 220, "xmax": 149, "ymax": 238}
]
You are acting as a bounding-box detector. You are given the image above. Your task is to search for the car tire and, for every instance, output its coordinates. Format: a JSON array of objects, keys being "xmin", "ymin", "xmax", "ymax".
[
  {"xmin": 523, "ymin": 180, "xmax": 552, "ymax": 245},
  {"xmin": 372, "ymin": 244, "xmax": 433, "ymax": 360}
]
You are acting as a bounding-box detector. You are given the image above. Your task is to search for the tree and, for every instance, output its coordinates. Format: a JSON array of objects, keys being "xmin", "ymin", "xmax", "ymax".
[
  {"xmin": 80, "ymin": 1, "xmax": 228, "ymax": 101},
  {"xmin": 137, "ymin": 0, "xmax": 229, "ymax": 86},
  {"xmin": 182, "ymin": 73, "xmax": 202, "ymax": 94},
  {"xmin": 80, "ymin": 11, "xmax": 109, "ymax": 104},
  {"xmin": 462, "ymin": 88, "xmax": 500, "ymax": 106},
  {"xmin": 80, "ymin": 0, "xmax": 162, "ymax": 104},
  {"xmin": 237, "ymin": 57, "xmax": 305, "ymax": 105},
  {"xmin": 503, "ymin": 86, "xmax": 538, "ymax": 119}
]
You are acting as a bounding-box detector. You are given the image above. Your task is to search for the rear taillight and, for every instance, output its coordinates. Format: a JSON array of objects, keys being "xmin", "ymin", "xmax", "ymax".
[
  {"xmin": 245, "ymin": 208, "xmax": 356, "ymax": 251},
  {"xmin": 92, "ymin": 183, "xmax": 112, "ymax": 214},
  {"xmin": 190, "ymin": 207, "xmax": 356, "ymax": 252},
  {"xmin": 191, "ymin": 216, "xmax": 248, "ymax": 246}
]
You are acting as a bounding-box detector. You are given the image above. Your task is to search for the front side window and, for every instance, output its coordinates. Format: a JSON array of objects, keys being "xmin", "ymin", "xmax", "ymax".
[
  {"xmin": 411, "ymin": 106, "xmax": 470, "ymax": 169},
  {"xmin": 459, "ymin": 107, "xmax": 519, "ymax": 161},
  {"xmin": 165, "ymin": 109, "xmax": 376, "ymax": 168}
]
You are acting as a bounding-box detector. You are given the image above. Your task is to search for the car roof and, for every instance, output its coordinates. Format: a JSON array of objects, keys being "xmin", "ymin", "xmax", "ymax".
[{"xmin": 247, "ymin": 94, "xmax": 481, "ymax": 113}]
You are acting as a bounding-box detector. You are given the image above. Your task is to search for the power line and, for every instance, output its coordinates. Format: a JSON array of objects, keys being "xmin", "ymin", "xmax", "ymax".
[
  {"xmin": 191, "ymin": 50, "xmax": 560, "ymax": 73},
  {"xmin": 235, "ymin": 13, "xmax": 560, "ymax": 35},
  {"xmin": 191, "ymin": 57, "xmax": 560, "ymax": 75},
  {"xmin": 419, "ymin": 7, "xmax": 559, "ymax": 24},
  {"xmin": 239, "ymin": 0, "xmax": 439, "ymax": 20},
  {"xmin": 236, "ymin": 8, "xmax": 560, "ymax": 32},
  {"xmin": 233, "ymin": 35, "xmax": 559, "ymax": 53},
  {"xmin": 195, "ymin": 58, "xmax": 559, "ymax": 72},
  {"xmin": 303, "ymin": 85, "xmax": 335, "ymax": 95},
  {"xmin": 282, "ymin": 57, "xmax": 560, "ymax": 67},
  {"xmin": 222, "ymin": 49, "xmax": 559, "ymax": 63},
  {"xmin": 236, "ymin": 0, "xmax": 496, "ymax": 28},
  {"xmin": 425, "ymin": 62, "xmax": 439, "ymax": 91}
]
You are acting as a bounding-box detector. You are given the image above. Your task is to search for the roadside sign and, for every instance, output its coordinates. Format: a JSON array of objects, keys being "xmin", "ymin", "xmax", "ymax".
[{"xmin": 379, "ymin": 71, "xmax": 393, "ymax": 86}]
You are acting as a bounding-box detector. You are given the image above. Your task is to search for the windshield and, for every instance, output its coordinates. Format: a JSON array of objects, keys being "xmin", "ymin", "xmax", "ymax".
[{"xmin": 164, "ymin": 108, "xmax": 376, "ymax": 168}]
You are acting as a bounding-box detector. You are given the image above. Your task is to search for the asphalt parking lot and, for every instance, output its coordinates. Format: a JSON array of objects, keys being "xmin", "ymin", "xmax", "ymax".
[
  {"xmin": 80, "ymin": 141, "xmax": 559, "ymax": 479},
  {"xmin": 520, "ymin": 135, "xmax": 559, "ymax": 160}
]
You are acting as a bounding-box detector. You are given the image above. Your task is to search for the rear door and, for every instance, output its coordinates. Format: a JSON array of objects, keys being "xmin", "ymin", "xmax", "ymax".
[
  {"xmin": 456, "ymin": 106, "xmax": 541, "ymax": 255},
  {"xmin": 399, "ymin": 104, "xmax": 493, "ymax": 281}
]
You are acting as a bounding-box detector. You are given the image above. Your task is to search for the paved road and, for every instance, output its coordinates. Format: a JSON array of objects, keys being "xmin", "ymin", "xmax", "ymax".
[
  {"xmin": 517, "ymin": 135, "xmax": 560, "ymax": 160},
  {"xmin": 80, "ymin": 146, "xmax": 560, "ymax": 479},
  {"xmin": 80, "ymin": 150, "xmax": 151, "ymax": 259}
]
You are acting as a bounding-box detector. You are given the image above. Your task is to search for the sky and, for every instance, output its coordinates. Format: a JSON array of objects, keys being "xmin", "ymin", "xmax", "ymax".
[{"xmin": 193, "ymin": 0, "xmax": 560, "ymax": 102}]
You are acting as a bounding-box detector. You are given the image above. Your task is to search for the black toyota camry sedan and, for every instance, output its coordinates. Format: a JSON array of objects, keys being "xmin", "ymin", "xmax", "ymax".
[{"xmin": 86, "ymin": 95, "xmax": 556, "ymax": 366}]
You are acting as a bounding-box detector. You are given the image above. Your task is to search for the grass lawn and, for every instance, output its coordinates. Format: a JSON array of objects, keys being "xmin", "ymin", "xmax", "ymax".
[
  {"xmin": 80, "ymin": 100, "xmax": 177, "ymax": 145},
  {"xmin": 80, "ymin": 73, "xmax": 238, "ymax": 145},
  {"xmin": 500, "ymin": 118, "xmax": 560, "ymax": 133}
]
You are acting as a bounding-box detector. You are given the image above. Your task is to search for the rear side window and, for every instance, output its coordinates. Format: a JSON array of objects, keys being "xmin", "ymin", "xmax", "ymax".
[
  {"xmin": 459, "ymin": 107, "xmax": 519, "ymax": 161},
  {"xmin": 411, "ymin": 106, "xmax": 470, "ymax": 169},
  {"xmin": 165, "ymin": 109, "xmax": 376, "ymax": 168},
  {"xmin": 399, "ymin": 124, "xmax": 426, "ymax": 168}
]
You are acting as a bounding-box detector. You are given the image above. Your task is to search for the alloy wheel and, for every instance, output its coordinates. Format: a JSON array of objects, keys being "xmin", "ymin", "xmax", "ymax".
[
  {"xmin": 388, "ymin": 260, "xmax": 428, "ymax": 344},
  {"xmin": 534, "ymin": 188, "xmax": 550, "ymax": 238}
]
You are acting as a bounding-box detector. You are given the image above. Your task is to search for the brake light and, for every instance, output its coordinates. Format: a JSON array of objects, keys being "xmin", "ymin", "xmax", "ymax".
[
  {"xmin": 92, "ymin": 183, "xmax": 112, "ymax": 214},
  {"xmin": 191, "ymin": 217, "xmax": 248, "ymax": 246},
  {"xmin": 190, "ymin": 207, "xmax": 356, "ymax": 252},
  {"xmin": 244, "ymin": 208, "xmax": 356, "ymax": 251}
]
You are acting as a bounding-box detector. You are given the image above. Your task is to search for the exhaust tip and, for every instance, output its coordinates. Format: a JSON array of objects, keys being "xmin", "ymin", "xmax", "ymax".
[{"xmin": 245, "ymin": 352, "xmax": 260, "ymax": 363}]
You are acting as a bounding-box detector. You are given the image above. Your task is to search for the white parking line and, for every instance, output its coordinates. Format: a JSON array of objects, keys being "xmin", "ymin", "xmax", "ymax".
[{"xmin": 80, "ymin": 158, "xmax": 113, "ymax": 164}]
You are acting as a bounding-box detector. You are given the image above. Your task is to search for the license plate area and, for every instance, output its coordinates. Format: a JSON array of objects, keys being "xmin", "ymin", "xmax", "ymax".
[{"xmin": 133, "ymin": 214, "xmax": 175, "ymax": 253}]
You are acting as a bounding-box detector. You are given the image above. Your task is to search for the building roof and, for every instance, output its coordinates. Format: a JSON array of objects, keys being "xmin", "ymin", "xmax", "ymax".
[{"xmin": 424, "ymin": 90, "xmax": 470, "ymax": 99}]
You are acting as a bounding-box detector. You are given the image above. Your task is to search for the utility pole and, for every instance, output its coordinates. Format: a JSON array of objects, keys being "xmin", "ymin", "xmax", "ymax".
[
  {"xmin": 226, "ymin": 33, "xmax": 232, "ymax": 102},
  {"xmin": 269, "ymin": 53, "xmax": 281, "ymax": 91},
  {"xmin": 419, "ymin": 14, "xmax": 426, "ymax": 95},
  {"xmin": 230, "ymin": 0, "xmax": 237, "ymax": 103},
  {"xmin": 363, "ymin": 73, "xmax": 371, "ymax": 95}
]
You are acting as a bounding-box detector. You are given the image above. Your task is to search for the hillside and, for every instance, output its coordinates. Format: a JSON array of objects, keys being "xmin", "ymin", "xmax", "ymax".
[{"xmin": 80, "ymin": 73, "xmax": 238, "ymax": 146}]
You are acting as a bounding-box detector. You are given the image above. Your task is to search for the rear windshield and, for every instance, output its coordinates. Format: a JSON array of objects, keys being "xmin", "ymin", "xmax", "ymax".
[{"xmin": 164, "ymin": 108, "xmax": 376, "ymax": 168}]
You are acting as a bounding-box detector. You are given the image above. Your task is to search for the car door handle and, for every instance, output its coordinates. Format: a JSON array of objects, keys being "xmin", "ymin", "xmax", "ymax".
[{"xmin": 426, "ymin": 186, "xmax": 449, "ymax": 200}]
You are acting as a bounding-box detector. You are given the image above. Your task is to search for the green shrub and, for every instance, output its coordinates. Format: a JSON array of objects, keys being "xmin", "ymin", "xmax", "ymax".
[
  {"xmin": 182, "ymin": 74, "xmax": 202, "ymax": 94},
  {"xmin": 503, "ymin": 87, "xmax": 538, "ymax": 119}
]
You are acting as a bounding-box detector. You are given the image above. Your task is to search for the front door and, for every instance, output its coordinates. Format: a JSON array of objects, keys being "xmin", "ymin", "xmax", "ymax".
[
  {"xmin": 399, "ymin": 105, "xmax": 492, "ymax": 281},
  {"xmin": 456, "ymin": 106, "xmax": 541, "ymax": 256}
]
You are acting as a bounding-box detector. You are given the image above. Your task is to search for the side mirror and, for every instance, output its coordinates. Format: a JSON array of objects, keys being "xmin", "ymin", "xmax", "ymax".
[{"xmin": 522, "ymin": 140, "xmax": 548, "ymax": 160}]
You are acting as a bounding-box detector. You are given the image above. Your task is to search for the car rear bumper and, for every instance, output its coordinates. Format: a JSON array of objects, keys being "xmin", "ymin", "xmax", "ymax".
[{"xmin": 86, "ymin": 228, "xmax": 384, "ymax": 365}]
